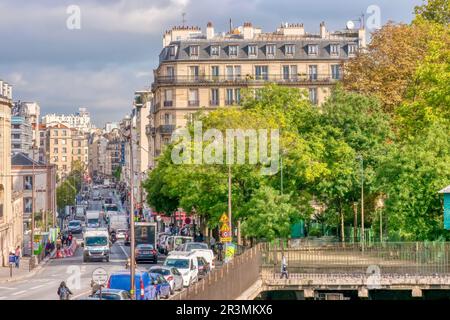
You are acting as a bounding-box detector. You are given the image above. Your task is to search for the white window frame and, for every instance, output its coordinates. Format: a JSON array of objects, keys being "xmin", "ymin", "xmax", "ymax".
[
  {"xmin": 228, "ymin": 45, "xmax": 239, "ymax": 57},
  {"xmin": 211, "ymin": 45, "xmax": 220, "ymax": 57},
  {"xmin": 308, "ymin": 44, "xmax": 319, "ymax": 55},
  {"xmin": 285, "ymin": 44, "xmax": 295, "ymax": 55},
  {"xmin": 330, "ymin": 44, "xmax": 340, "ymax": 56},
  {"xmin": 266, "ymin": 44, "xmax": 276, "ymax": 56},
  {"xmin": 189, "ymin": 45, "xmax": 200, "ymax": 57},
  {"xmin": 248, "ymin": 45, "xmax": 258, "ymax": 57}
]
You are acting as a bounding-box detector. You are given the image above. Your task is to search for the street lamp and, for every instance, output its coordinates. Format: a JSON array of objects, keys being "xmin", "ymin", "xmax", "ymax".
[
  {"xmin": 30, "ymin": 141, "xmax": 37, "ymax": 269},
  {"xmin": 356, "ymin": 154, "xmax": 365, "ymax": 252}
]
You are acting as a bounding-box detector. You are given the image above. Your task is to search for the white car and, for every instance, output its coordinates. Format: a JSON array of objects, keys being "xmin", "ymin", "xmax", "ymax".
[
  {"xmin": 148, "ymin": 266, "xmax": 183, "ymax": 293},
  {"xmin": 176, "ymin": 242, "xmax": 216, "ymax": 269},
  {"xmin": 164, "ymin": 252, "xmax": 198, "ymax": 287}
]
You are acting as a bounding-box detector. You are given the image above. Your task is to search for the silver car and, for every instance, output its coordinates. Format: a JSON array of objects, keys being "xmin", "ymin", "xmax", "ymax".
[{"xmin": 148, "ymin": 266, "xmax": 183, "ymax": 294}]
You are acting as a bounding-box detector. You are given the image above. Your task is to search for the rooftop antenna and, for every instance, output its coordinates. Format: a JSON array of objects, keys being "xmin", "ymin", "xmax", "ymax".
[
  {"xmin": 182, "ymin": 12, "xmax": 186, "ymax": 26},
  {"xmin": 229, "ymin": 18, "xmax": 232, "ymax": 33}
]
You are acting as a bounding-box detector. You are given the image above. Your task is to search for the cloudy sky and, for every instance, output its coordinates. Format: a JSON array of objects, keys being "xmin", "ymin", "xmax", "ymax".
[{"xmin": 0, "ymin": 0, "xmax": 423, "ymax": 127}]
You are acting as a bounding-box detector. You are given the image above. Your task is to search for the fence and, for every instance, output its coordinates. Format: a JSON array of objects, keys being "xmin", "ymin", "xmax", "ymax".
[
  {"xmin": 170, "ymin": 244, "xmax": 261, "ymax": 300},
  {"xmin": 261, "ymin": 242, "xmax": 450, "ymax": 275}
]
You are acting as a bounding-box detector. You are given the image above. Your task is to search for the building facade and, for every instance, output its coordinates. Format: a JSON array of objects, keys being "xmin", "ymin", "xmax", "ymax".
[
  {"xmin": 45, "ymin": 124, "xmax": 73, "ymax": 179},
  {"xmin": 0, "ymin": 80, "xmax": 22, "ymax": 266},
  {"xmin": 71, "ymin": 129, "xmax": 89, "ymax": 168},
  {"xmin": 148, "ymin": 21, "xmax": 365, "ymax": 164},
  {"xmin": 11, "ymin": 115, "xmax": 33, "ymax": 156},
  {"xmin": 42, "ymin": 107, "xmax": 93, "ymax": 134},
  {"xmin": 11, "ymin": 153, "xmax": 57, "ymax": 232}
]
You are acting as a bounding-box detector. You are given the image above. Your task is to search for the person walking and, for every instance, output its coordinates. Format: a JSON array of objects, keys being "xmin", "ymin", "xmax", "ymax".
[
  {"xmin": 14, "ymin": 246, "xmax": 21, "ymax": 268},
  {"xmin": 209, "ymin": 236, "xmax": 216, "ymax": 251},
  {"xmin": 57, "ymin": 281, "xmax": 73, "ymax": 300},
  {"xmin": 67, "ymin": 233, "xmax": 73, "ymax": 247},
  {"xmin": 280, "ymin": 254, "xmax": 289, "ymax": 279}
]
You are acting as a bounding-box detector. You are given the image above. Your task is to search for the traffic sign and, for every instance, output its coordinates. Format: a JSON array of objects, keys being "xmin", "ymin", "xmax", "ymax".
[
  {"xmin": 92, "ymin": 267, "xmax": 108, "ymax": 286},
  {"xmin": 219, "ymin": 213, "xmax": 228, "ymax": 224},
  {"xmin": 220, "ymin": 223, "xmax": 230, "ymax": 232}
]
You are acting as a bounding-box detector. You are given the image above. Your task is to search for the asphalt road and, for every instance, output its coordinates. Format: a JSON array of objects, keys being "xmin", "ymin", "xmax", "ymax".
[{"xmin": 0, "ymin": 186, "xmax": 165, "ymax": 300}]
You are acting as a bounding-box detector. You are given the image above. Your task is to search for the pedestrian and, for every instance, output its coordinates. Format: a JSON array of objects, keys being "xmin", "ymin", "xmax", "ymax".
[
  {"xmin": 199, "ymin": 232, "xmax": 204, "ymax": 242},
  {"xmin": 67, "ymin": 232, "xmax": 73, "ymax": 247},
  {"xmin": 280, "ymin": 254, "xmax": 289, "ymax": 279},
  {"xmin": 90, "ymin": 280, "xmax": 101, "ymax": 296},
  {"xmin": 209, "ymin": 236, "xmax": 216, "ymax": 251},
  {"xmin": 57, "ymin": 281, "xmax": 73, "ymax": 300},
  {"xmin": 217, "ymin": 241, "xmax": 223, "ymax": 262},
  {"xmin": 14, "ymin": 246, "xmax": 21, "ymax": 268}
]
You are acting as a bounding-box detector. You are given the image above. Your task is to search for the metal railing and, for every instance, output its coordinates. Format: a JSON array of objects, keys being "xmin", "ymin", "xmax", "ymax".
[
  {"xmin": 170, "ymin": 244, "xmax": 260, "ymax": 300},
  {"xmin": 153, "ymin": 74, "xmax": 340, "ymax": 87},
  {"xmin": 261, "ymin": 242, "xmax": 450, "ymax": 275},
  {"xmin": 158, "ymin": 125, "xmax": 175, "ymax": 134},
  {"xmin": 163, "ymin": 101, "xmax": 173, "ymax": 107}
]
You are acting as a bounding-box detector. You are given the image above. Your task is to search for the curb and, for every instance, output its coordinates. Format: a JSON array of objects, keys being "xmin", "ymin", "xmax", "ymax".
[{"xmin": 0, "ymin": 251, "xmax": 56, "ymax": 284}]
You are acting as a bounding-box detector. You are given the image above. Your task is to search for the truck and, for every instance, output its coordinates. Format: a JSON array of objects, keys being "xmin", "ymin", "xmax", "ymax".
[
  {"xmin": 135, "ymin": 222, "xmax": 157, "ymax": 248},
  {"xmin": 86, "ymin": 210, "xmax": 101, "ymax": 228},
  {"xmin": 82, "ymin": 228, "xmax": 110, "ymax": 262},
  {"xmin": 74, "ymin": 205, "xmax": 86, "ymax": 222},
  {"xmin": 109, "ymin": 215, "xmax": 128, "ymax": 239}
]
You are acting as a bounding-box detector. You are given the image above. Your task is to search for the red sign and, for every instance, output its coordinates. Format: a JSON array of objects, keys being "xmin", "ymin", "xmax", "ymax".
[{"xmin": 185, "ymin": 217, "xmax": 191, "ymax": 224}]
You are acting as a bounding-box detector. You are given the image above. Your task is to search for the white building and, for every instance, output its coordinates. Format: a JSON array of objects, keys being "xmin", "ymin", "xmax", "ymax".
[{"xmin": 42, "ymin": 107, "xmax": 93, "ymax": 133}]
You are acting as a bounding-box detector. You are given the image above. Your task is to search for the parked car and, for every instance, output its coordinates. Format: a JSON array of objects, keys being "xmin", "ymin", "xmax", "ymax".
[
  {"xmin": 135, "ymin": 244, "xmax": 158, "ymax": 263},
  {"xmin": 149, "ymin": 273, "xmax": 171, "ymax": 299},
  {"xmin": 148, "ymin": 266, "xmax": 183, "ymax": 293},
  {"xmin": 90, "ymin": 288, "xmax": 132, "ymax": 300},
  {"xmin": 176, "ymin": 242, "xmax": 216, "ymax": 269},
  {"xmin": 164, "ymin": 252, "xmax": 199, "ymax": 287},
  {"xmin": 67, "ymin": 220, "xmax": 83, "ymax": 234},
  {"xmin": 107, "ymin": 271, "xmax": 157, "ymax": 300},
  {"xmin": 197, "ymin": 256, "xmax": 211, "ymax": 278}
]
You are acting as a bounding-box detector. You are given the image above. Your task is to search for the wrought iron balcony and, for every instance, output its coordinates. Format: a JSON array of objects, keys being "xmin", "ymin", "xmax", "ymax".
[
  {"xmin": 188, "ymin": 100, "xmax": 200, "ymax": 107},
  {"xmin": 157, "ymin": 124, "xmax": 175, "ymax": 135},
  {"xmin": 164, "ymin": 100, "xmax": 173, "ymax": 107}
]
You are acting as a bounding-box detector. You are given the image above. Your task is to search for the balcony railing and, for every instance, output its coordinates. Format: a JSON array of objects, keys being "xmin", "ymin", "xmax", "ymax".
[
  {"xmin": 188, "ymin": 100, "xmax": 200, "ymax": 107},
  {"xmin": 164, "ymin": 100, "xmax": 173, "ymax": 107},
  {"xmin": 153, "ymin": 74, "xmax": 341, "ymax": 87},
  {"xmin": 210, "ymin": 100, "xmax": 219, "ymax": 106},
  {"xmin": 145, "ymin": 125, "xmax": 156, "ymax": 136},
  {"xmin": 158, "ymin": 124, "xmax": 176, "ymax": 135}
]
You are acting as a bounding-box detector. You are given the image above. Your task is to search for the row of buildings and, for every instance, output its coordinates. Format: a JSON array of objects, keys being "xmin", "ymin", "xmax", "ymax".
[{"xmin": 98, "ymin": 21, "xmax": 365, "ymax": 209}]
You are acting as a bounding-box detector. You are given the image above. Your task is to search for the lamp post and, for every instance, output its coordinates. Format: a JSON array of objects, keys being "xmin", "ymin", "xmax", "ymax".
[
  {"xmin": 30, "ymin": 142, "xmax": 36, "ymax": 269},
  {"xmin": 357, "ymin": 154, "xmax": 365, "ymax": 252}
]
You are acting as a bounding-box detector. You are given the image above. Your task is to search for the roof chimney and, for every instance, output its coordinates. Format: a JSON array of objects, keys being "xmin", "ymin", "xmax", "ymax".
[
  {"xmin": 320, "ymin": 21, "xmax": 328, "ymax": 38},
  {"xmin": 243, "ymin": 22, "xmax": 254, "ymax": 39},
  {"xmin": 206, "ymin": 21, "xmax": 214, "ymax": 39}
]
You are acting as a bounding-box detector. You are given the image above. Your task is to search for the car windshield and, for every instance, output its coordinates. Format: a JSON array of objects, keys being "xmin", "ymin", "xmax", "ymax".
[
  {"xmin": 69, "ymin": 222, "xmax": 80, "ymax": 226},
  {"xmin": 88, "ymin": 219, "xmax": 98, "ymax": 224},
  {"xmin": 86, "ymin": 237, "xmax": 107, "ymax": 246},
  {"xmin": 93, "ymin": 293, "xmax": 121, "ymax": 300},
  {"xmin": 186, "ymin": 243, "xmax": 208, "ymax": 250},
  {"xmin": 164, "ymin": 259, "xmax": 189, "ymax": 269},
  {"xmin": 151, "ymin": 268, "xmax": 170, "ymax": 276},
  {"xmin": 106, "ymin": 206, "xmax": 118, "ymax": 211}
]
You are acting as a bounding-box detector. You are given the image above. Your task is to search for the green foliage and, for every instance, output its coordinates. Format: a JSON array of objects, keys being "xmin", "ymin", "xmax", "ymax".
[{"xmin": 414, "ymin": 0, "xmax": 450, "ymax": 25}]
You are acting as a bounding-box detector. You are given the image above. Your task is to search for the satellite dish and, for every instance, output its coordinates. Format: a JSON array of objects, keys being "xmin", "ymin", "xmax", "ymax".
[{"xmin": 346, "ymin": 20, "xmax": 355, "ymax": 30}]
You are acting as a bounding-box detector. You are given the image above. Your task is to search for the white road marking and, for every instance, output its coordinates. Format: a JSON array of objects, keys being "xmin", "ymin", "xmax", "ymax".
[
  {"xmin": 119, "ymin": 245, "xmax": 130, "ymax": 259},
  {"xmin": 29, "ymin": 284, "xmax": 46, "ymax": 290},
  {"xmin": 0, "ymin": 286, "xmax": 15, "ymax": 290},
  {"xmin": 12, "ymin": 290, "xmax": 27, "ymax": 296}
]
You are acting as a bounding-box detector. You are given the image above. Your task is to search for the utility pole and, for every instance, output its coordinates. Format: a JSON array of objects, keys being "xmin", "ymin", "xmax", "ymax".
[
  {"xmin": 128, "ymin": 132, "xmax": 136, "ymax": 299},
  {"xmin": 31, "ymin": 142, "xmax": 36, "ymax": 269},
  {"xmin": 228, "ymin": 165, "xmax": 232, "ymax": 242},
  {"xmin": 359, "ymin": 155, "xmax": 365, "ymax": 252}
]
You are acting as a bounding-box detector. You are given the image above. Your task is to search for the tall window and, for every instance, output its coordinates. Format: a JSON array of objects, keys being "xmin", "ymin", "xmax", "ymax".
[
  {"xmin": 348, "ymin": 44, "xmax": 357, "ymax": 55},
  {"xmin": 24, "ymin": 176, "xmax": 33, "ymax": 190},
  {"xmin": 331, "ymin": 65, "xmax": 341, "ymax": 80},
  {"xmin": 226, "ymin": 65, "xmax": 241, "ymax": 80},
  {"xmin": 0, "ymin": 185, "xmax": 4, "ymax": 221},
  {"xmin": 188, "ymin": 89, "xmax": 199, "ymax": 106},
  {"xmin": 189, "ymin": 45, "xmax": 200, "ymax": 57},
  {"xmin": 309, "ymin": 65, "xmax": 318, "ymax": 80},
  {"xmin": 210, "ymin": 45, "xmax": 220, "ymax": 57},
  {"xmin": 53, "ymin": 147, "xmax": 58, "ymax": 153},
  {"xmin": 164, "ymin": 113, "xmax": 172, "ymax": 125},
  {"xmin": 62, "ymin": 147, "xmax": 67, "ymax": 154},
  {"xmin": 164, "ymin": 89, "xmax": 173, "ymax": 106},
  {"xmin": 308, "ymin": 44, "xmax": 319, "ymax": 55},
  {"xmin": 211, "ymin": 66, "xmax": 220, "ymax": 78},
  {"xmin": 189, "ymin": 66, "xmax": 199, "ymax": 80},
  {"xmin": 169, "ymin": 45, "xmax": 177, "ymax": 57},
  {"xmin": 309, "ymin": 88, "xmax": 318, "ymax": 105},
  {"xmin": 248, "ymin": 45, "xmax": 257, "ymax": 57},
  {"xmin": 255, "ymin": 66, "xmax": 268, "ymax": 80},
  {"xmin": 283, "ymin": 65, "xmax": 298, "ymax": 80},
  {"xmin": 211, "ymin": 88, "xmax": 219, "ymax": 105},
  {"xmin": 54, "ymin": 139, "xmax": 58, "ymax": 145},
  {"xmin": 53, "ymin": 130, "xmax": 58, "ymax": 136},
  {"xmin": 166, "ymin": 66, "xmax": 175, "ymax": 79},
  {"xmin": 266, "ymin": 44, "xmax": 276, "ymax": 56},
  {"xmin": 225, "ymin": 89, "xmax": 240, "ymax": 105},
  {"xmin": 228, "ymin": 45, "xmax": 238, "ymax": 57},
  {"xmin": 226, "ymin": 89, "xmax": 234, "ymax": 105},
  {"xmin": 24, "ymin": 198, "xmax": 32, "ymax": 214},
  {"xmin": 330, "ymin": 44, "xmax": 340, "ymax": 56},
  {"xmin": 285, "ymin": 44, "xmax": 295, "ymax": 55}
]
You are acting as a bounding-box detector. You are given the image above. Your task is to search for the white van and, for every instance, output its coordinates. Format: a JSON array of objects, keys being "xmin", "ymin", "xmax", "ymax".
[
  {"xmin": 164, "ymin": 252, "xmax": 198, "ymax": 287},
  {"xmin": 176, "ymin": 242, "xmax": 215, "ymax": 269},
  {"xmin": 82, "ymin": 228, "xmax": 110, "ymax": 262},
  {"xmin": 86, "ymin": 210, "xmax": 101, "ymax": 228}
]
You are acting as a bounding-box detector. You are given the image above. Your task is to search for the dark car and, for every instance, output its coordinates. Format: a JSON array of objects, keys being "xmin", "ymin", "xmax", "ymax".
[
  {"xmin": 135, "ymin": 244, "xmax": 158, "ymax": 263},
  {"xmin": 67, "ymin": 220, "xmax": 83, "ymax": 234},
  {"xmin": 197, "ymin": 256, "xmax": 210, "ymax": 278},
  {"xmin": 149, "ymin": 273, "xmax": 171, "ymax": 299}
]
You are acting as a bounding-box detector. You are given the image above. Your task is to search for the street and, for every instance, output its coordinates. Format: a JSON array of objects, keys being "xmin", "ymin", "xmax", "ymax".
[{"xmin": 0, "ymin": 186, "xmax": 166, "ymax": 300}]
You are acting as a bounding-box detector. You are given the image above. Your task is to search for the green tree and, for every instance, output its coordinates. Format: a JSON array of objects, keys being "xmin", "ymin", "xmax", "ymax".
[{"xmin": 415, "ymin": 0, "xmax": 450, "ymax": 25}]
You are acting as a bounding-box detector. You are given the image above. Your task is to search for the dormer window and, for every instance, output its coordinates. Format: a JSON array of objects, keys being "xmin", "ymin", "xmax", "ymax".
[
  {"xmin": 248, "ymin": 45, "xmax": 258, "ymax": 57},
  {"xmin": 348, "ymin": 43, "xmax": 357, "ymax": 55},
  {"xmin": 189, "ymin": 45, "xmax": 200, "ymax": 57},
  {"xmin": 308, "ymin": 44, "xmax": 318, "ymax": 55},
  {"xmin": 330, "ymin": 44, "xmax": 340, "ymax": 56},
  {"xmin": 210, "ymin": 45, "xmax": 220, "ymax": 57},
  {"xmin": 285, "ymin": 44, "xmax": 295, "ymax": 55},
  {"xmin": 228, "ymin": 45, "xmax": 239, "ymax": 57},
  {"xmin": 169, "ymin": 45, "xmax": 177, "ymax": 57},
  {"xmin": 266, "ymin": 44, "xmax": 277, "ymax": 56}
]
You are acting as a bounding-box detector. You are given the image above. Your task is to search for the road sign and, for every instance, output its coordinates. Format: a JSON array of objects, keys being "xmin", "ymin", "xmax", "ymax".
[
  {"xmin": 92, "ymin": 267, "xmax": 108, "ymax": 286},
  {"xmin": 219, "ymin": 213, "xmax": 228, "ymax": 224},
  {"xmin": 220, "ymin": 223, "xmax": 230, "ymax": 232}
]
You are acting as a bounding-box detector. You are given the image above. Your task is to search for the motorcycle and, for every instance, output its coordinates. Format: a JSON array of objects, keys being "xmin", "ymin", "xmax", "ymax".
[{"xmin": 110, "ymin": 232, "xmax": 117, "ymax": 244}]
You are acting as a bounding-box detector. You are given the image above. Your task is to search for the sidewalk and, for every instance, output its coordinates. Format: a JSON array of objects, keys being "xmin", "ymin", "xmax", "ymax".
[{"xmin": 0, "ymin": 252, "xmax": 55, "ymax": 283}]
